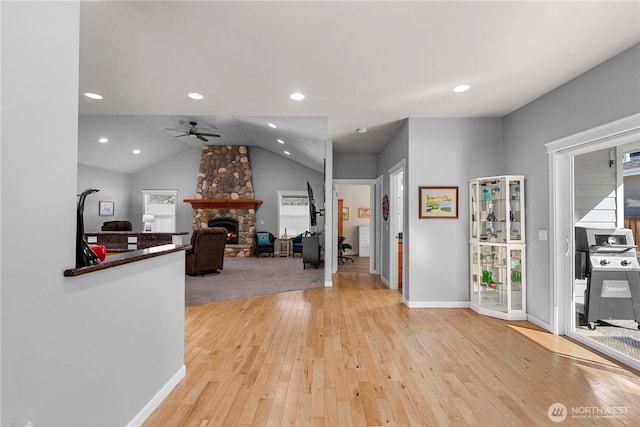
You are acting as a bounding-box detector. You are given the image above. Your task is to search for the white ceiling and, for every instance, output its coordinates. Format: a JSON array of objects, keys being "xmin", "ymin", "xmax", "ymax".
[{"xmin": 78, "ymin": 0, "xmax": 640, "ymax": 174}]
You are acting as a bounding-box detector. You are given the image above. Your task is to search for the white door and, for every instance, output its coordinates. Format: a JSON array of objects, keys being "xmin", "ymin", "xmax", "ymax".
[{"xmin": 389, "ymin": 160, "xmax": 405, "ymax": 291}]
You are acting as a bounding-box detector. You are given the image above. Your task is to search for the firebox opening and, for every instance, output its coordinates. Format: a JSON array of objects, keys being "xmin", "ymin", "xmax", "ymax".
[{"xmin": 208, "ymin": 217, "xmax": 239, "ymax": 244}]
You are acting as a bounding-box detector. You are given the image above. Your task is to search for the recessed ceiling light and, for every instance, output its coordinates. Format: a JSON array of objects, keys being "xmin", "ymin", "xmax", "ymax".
[
  {"xmin": 83, "ymin": 92, "xmax": 103, "ymax": 100},
  {"xmin": 453, "ymin": 84, "xmax": 470, "ymax": 93},
  {"xmin": 284, "ymin": 151, "xmax": 290, "ymax": 156},
  {"xmin": 98, "ymin": 137, "xmax": 109, "ymax": 143},
  {"xmin": 188, "ymin": 92, "xmax": 204, "ymax": 100},
  {"xmin": 268, "ymin": 122, "xmax": 277, "ymax": 129},
  {"xmin": 356, "ymin": 128, "xmax": 368, "ymax": 134},
  {"xmin": 290, "ymin": 92, "xmax": 305, "ymax": 101},
  {"xmin": 277, "ymin": 139, "xmax": 285, "ymax": 144},
  {"xmin": 133, "ymin": 149, "xmax": 141, "ymax": 154}
]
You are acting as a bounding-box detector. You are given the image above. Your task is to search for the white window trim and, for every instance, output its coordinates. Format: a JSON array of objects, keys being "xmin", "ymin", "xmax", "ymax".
[
  {"xmin": 277, "ymin": 190, "xmax": 309, "ymax": 238},
  {"xmin": 142, "ymin": 189, "xmax": 178, "ymax": 232}
]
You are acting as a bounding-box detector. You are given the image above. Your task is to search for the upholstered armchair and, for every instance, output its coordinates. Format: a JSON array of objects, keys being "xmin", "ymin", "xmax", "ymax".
[
  {"xmin": 185, "ymin": 227, "xmax": 227, "ymax": 275},
  {"xmin": 291, "ymin": 233, "xmax": 304, "ymax": 257},
  {"xmin": 254, "ymin": 231, "xmax": 276, "ymax": 257}
]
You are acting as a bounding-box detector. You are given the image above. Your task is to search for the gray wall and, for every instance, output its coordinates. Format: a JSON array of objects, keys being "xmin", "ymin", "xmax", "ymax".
[
  {"xmin": 2, "ymin": 3, "xmax": 185, "ymax": 425},
  {"xmin": 502, "ymin": 44, "xmax": 640, "ymax": 324},
  {"xmin": 128, "ymin": 145, "xmax": 326, "ymax": 239},
  {"xmin": 376, "ymin": 120, "xmax": 409, "ymax": 284},
  {"xmin": 130, "ymin": 146, "xmax": 202, "ymax": 236},
  {"xmin": 334, "ymin": 154, "xmax": 378, "ymax": 179},
  {"xmin": 251, "ymin": 146, "xmax": 325, "ymax": 235},
  {"xmin": 78, "ymin": 163, "xmax": 132, "ymax": 232},
  {"xmin": 406, "ymin": 118, "xmax": 502, "ymax": 304}
]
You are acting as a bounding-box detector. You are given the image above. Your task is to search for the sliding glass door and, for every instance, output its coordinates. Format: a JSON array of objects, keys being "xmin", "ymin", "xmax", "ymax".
[{"xmin": 548, "ymin": 114, "xmax": 640, "ymax": 370}]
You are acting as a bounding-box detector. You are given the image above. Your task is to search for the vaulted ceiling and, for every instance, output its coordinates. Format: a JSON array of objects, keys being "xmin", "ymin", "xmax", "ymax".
[{"xmin": 78, "ymin": 1, "xmax": 640, "ymax": 174}]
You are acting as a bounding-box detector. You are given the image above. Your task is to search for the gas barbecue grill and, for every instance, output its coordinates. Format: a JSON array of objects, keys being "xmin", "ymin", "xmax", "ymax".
[{"xmin": 575, "ymin": 227, "xmax": 640, "ymax": 330}]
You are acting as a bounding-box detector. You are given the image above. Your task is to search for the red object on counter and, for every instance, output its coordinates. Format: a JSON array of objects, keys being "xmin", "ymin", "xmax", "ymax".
[{"xmin": 90, "ymin": 245, "xmax": 106, "ymax": 262}]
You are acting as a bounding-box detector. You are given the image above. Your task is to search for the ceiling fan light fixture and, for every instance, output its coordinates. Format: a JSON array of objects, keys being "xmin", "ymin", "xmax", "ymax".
[
  {"xmin": 188, "ymin": 92, "xmax": 204, "ymax": 100},
  {"xmin": 83, "ymin": 92, "xmax": 103, "ymax": 100},
  {"xmin": 290, "ymin": 92, "xmax": 305, "ymax": 101},
  {"xmin": 169, "ymin": 121, "xmax": 220, "ymax": 142},
  {"xmin": 453, "ymin": 84, "xmax": 470, "ymax": 93}
]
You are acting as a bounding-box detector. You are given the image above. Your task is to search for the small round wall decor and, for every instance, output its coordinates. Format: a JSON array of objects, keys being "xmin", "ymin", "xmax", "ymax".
[{"xmin": 382, "ymin": 194, "xmax": 389, "ymax": 221}]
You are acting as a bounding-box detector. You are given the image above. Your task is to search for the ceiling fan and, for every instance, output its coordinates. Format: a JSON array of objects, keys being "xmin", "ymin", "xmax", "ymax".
[{"xmin": 168, "ymin": 121, "xmax": 220, "ymax": 142}]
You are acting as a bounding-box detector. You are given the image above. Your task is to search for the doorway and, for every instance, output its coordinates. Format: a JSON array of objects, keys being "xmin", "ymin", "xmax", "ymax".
[
  {"xmin": 572, "ymin": 145, "xmax": 640, "ymax": 363},
  {"xmin": 548, "ymin": 113, "xmax": 640, "ymax": 370},
  {"xmin": 389, "ymin": 160, "xmax": 405, "ymax": 292},
  {"xmin": 334, "ymin": 180, "xmax": 377, "ymax": 274}
]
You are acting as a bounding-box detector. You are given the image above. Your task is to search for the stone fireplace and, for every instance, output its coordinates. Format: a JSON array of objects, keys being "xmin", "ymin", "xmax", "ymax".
[{"xmin": 184, "ymin": 145, "xmax": 262, "ymax": 257}]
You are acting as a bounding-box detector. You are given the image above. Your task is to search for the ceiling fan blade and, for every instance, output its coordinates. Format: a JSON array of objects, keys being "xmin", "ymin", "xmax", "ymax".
[
  {"xmin": 198, "ymin": 133, "xmax": 221, "ymax": 138},
  {"xmin": 165, "ymin": 127, "xmax": 186, "ymax": 132},
  {"xmin": 173, "ymin": 133, "xmax": 190, "ymax": 138},
  {"xmin": 196, "ymin": 134, "xmax": 208, "ymax": 142}
]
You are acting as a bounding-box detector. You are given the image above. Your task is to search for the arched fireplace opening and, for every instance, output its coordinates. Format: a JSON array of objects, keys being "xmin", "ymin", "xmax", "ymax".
[{"xmin": 208, "ymin": 217, "xmax": 239, "ymax": 244}]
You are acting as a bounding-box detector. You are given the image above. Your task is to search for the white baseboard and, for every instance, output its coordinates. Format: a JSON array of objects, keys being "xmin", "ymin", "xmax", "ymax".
[
  {"xmin": 127, "ymin": 364, "xmax": 186, "ymax": 427},
  {"xmin": 324, "ymin": 280, "xmax": 333, "ymax": 287},
  {"xmin": 526, "ymin": 314, "xmax": 551, "ymax": 332},
  {"xmin": 404, "ymin": 301, "xmax": 470, "ymax": 308}
]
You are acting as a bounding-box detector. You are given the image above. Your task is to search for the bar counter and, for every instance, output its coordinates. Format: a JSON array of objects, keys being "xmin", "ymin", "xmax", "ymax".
[
  {"xmin": 85, "ymin": 231, "xmax": 189, "ymax": 252},
  {"xmin": 64, "ymin": 244, "xmax": 191, "ymax": 277}
]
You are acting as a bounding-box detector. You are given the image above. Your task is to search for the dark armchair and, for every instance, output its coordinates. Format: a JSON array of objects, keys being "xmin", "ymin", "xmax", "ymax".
[
  {"xmin": 255, "ymin": 231, "xmax": 276, "ymax": 257},
  {"xmin": 291, "ymin": 233, "xmax": 304, "ymax": 257},
  {"xmin": 185, "ymin": 227, "xmax": 227, "ymax": 275}
]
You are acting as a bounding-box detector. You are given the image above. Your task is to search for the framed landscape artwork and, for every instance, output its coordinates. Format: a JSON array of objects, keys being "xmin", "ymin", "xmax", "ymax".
[
  {"xmin": 419, "ymin": 186, "xmax": 458, "ymax": 219},
  {"xmin": 343, "ymin": 207, "xmax": 350, "ymax": 221}
]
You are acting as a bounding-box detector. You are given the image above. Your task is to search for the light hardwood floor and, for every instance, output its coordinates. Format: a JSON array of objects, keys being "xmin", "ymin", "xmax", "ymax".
[
  {"xmin": 145, "ymin": 271, "xmax": 640, "ymax": 426},
  {"xmin": 338, "ymin": 255, "xmax": 370, "ymax": 273}
]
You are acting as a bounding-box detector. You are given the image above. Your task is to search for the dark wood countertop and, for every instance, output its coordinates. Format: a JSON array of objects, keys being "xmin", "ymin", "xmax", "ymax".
[
  {"xmin": 64, "ymin": 244, "xmax": 191, "ymax": 277},
  {"xmin": 85, "ymin": 231, "xmax": 189, "ymax": 235}
]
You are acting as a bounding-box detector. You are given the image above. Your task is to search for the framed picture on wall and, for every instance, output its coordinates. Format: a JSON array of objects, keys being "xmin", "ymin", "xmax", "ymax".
[
  {"xmin": 358, "ymin": 207, "xmax": 371, "ymax": 218},
  {"xmin": 419, "ymin": 186, "xmax": 458, "ymax": 219},
  {"xmin": 343, "ymin": 207, "xmax": 350, "ymax": 221},
  {"xmin": 99, "ymin": 200, "xmax": 114, "ymax": 216}
]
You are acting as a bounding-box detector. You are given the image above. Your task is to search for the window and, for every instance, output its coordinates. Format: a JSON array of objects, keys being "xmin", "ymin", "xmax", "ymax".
[
  {"xmin": 142, "ymin": 190, "xmax": 177, "ymax": 232},
  {"xmin": 277, "ymin": 191, "xmax": 309, "ymax": 237}
]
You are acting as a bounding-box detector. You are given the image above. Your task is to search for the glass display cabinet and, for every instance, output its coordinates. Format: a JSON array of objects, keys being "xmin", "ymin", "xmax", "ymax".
[{"xmin": 469, "ymin": 175, "xmax": 526, "ymax": 320}]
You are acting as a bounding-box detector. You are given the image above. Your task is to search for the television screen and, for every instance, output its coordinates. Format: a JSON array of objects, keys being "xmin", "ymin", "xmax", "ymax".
[{"xmin": 307, "ymin": 181, "xmax": 317, "ymax": 227}]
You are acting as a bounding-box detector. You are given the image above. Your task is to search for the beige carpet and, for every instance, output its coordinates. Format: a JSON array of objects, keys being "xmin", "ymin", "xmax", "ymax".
[{"xmin": 185, "ymin": 255, "xmax": 324, "ymax": 305}]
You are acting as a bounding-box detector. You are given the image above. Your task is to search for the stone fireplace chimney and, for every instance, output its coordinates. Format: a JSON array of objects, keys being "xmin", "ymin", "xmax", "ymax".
[{"xmin": 184, "ymin": 145, "xmax": 262, "ymax": 257}]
